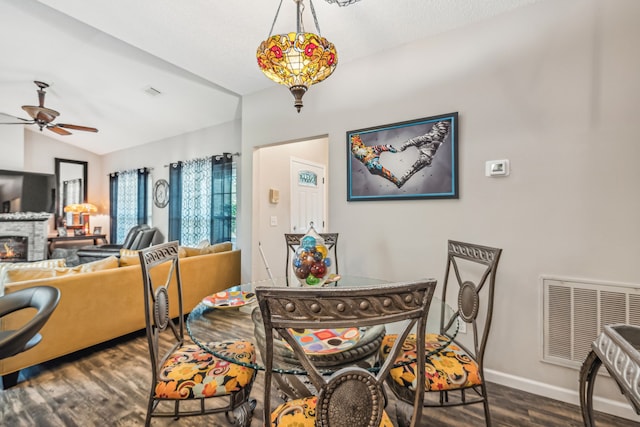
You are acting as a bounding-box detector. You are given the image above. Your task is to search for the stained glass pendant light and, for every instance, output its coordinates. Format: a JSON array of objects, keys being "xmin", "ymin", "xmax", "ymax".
[{"xmin": 257, "ymin": 0, "xmax": 338, "ymax": 113}]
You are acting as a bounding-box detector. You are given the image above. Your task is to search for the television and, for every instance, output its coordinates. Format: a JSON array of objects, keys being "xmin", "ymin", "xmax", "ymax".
[{"xmin": 0, "ymin": 169, "xmax": 56, "ymax": 214}]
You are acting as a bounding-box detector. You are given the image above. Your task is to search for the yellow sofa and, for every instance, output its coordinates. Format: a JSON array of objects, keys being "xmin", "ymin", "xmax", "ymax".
[{"xmin": 0, "ymin": 249, "xmax": 241, "ymax": 386}]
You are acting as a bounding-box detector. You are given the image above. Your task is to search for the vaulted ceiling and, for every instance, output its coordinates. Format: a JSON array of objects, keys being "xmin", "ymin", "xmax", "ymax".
[{"xmin": 0, "ymin": 0, "xmax": 541, "ymax": 155}]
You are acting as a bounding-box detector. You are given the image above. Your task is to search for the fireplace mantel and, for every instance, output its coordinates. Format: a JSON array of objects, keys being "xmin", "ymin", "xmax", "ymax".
[{"xmin": 0, "ymin": 212, "xmax": 52, "ymax": 222}]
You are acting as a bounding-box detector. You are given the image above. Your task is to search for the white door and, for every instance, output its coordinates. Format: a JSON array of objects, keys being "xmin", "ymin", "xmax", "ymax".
[{"xmin": 290, "ymin": 158, "xmax": 326, "ymax": 233}]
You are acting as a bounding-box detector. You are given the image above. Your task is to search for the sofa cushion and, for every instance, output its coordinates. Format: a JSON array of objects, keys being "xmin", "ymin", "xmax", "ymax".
[
  {"xmin": 208, "ymin": 242, "xmax": 233, "ymax": 253},
  {"xmin": 77, "ymin": 256, "xmax": 119, "ymax": 272},
  {"xmin": 181, "ymin": 246, "xmax": 204, "ymax": 257},
  {"xmin": 180, "ymin": 242, "xmax": 232, "ymax": 257},
  {"xmin": 119, "ymin": 249, "xmax": 141, "ymax": 267},
  {"xmin": 4, "ymin": 266, "xmax": 77, "ymax": 284},
  {"xmin": 2, "ymin": 256, "xmax": 119, "ymax": 286},
  {"xmin": 0, "ymin": 259, "xmax": 67, "ymax": 295}
]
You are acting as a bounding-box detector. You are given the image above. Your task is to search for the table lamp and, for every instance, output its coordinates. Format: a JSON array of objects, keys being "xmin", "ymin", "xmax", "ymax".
[{"xmin": 63, "ymin": 203, "xmax": 97, "ymax": 234}]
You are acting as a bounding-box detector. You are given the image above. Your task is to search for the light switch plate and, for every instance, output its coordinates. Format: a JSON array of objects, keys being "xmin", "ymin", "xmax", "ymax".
[
  {"xmin": 485, "ymin": 159, "xmax": 510, "ymax": 177},
  {"xmin": 269, "ymin": 188, "xmax": 280, "ymax": 204}
]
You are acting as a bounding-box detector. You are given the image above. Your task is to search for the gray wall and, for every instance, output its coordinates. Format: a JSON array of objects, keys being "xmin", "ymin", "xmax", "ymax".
[
  {"xmin": 239, "ymin": 0, "xmax": 640, "ymax": 420},
  {"xmin": 100, "ymin": 119, "xmax": 242, "ymax": 242}
]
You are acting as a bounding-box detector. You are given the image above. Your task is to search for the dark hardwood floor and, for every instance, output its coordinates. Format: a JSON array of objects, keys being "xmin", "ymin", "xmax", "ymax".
[{"xmin": 1, "ymin": 327, "xmax": 637, "ymax": 426}]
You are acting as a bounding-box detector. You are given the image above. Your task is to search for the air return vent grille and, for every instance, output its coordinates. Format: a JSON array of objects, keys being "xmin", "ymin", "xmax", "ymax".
[{"xmin": 542, "ymin": 276, "xmax": 640, "ymax": 368}]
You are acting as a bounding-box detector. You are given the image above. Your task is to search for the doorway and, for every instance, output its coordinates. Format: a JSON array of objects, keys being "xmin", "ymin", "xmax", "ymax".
[{"xmin": 252, "ymin": 137, "xmax": 329, "ymax": 281}]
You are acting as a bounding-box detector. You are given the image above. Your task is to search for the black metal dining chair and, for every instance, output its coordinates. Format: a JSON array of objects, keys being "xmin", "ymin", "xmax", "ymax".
[
  {"xmin": 381, "ymin": 240, "xmax": 502, "ymax": 426},
  {"xmin": 256, "ymin": 279, "xmax": 437, "ymax": 427},
  {"xmin": 138, "ymin": 241, "xmax": 257, "ymax": 426}
]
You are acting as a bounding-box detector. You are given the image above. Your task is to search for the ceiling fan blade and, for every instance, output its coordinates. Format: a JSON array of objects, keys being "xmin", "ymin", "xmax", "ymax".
[
  {"xmin": 0, "ymin": 112, "xmax": 35, "ymax": 125},
  {"xmin": 57, "ymin": 123, "xmax": 98, "ymax": 133},
  {"xmin": 47, "ymin": 125, "xmax": 72, "ymax": 136}
]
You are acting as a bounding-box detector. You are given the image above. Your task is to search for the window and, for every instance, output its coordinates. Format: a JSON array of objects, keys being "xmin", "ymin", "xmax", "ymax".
[
  {"xmin": 109, "ymin": 168, "xmax": 150, "ymax": 243},
  {"xmin": 168, "ymin": 153, "xmax": 236, "ymax": 246}
]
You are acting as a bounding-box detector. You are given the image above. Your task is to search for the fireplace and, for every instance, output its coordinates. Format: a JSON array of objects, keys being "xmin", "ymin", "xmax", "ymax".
[
  {"xmin": 0, "ymin": 236, "xmax": 28, "ymax": 262},
  {"xmin": 0, "ymin": 212, "xmax": 51, "ymax": 261}
]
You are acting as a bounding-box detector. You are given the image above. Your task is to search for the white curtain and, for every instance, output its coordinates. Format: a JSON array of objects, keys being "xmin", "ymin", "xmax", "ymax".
[{"xmin": 116, "ymin": 169, "xmax": 139, "ymax": 242}]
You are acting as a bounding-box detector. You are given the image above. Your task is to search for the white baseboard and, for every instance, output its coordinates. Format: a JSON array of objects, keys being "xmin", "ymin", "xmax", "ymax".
[{"xmin": 484, "ymin": 369, "xmax": 640, "ymax": 423}]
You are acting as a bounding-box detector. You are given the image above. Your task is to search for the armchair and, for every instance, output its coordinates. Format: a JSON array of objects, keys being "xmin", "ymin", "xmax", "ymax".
[{"xmin": 76, "ymin": 225, "xmax": 158, "ymax": 263}]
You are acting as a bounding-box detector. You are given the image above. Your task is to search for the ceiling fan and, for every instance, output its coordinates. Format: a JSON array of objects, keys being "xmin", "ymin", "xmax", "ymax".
[{"xmin": 0, "ymin": 81, "xmax": 98, "ymax": 135}]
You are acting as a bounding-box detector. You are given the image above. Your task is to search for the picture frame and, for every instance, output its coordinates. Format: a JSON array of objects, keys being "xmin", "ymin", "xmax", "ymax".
[
  {"xmin": 93, "ymin": 226, "xmax": 102, "ymax": 235},
  {"xmin": 74, "ymin": 228, "xmax": 85, "ymax": 236},
  {"xmin": 347, "ymin": 112, "xmax": 458, "ymax": 201},
  {"xmin": 57, "ymin": 227, "xmax": 67, "ymax": 237}
]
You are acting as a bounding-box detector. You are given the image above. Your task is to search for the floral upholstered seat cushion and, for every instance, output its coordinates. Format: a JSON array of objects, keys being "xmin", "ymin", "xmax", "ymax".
[
  {"xmin": 270, "ymin": 396, "xmax": 395, "ymax": 427},
  {"xmin": 380, "ymin": 333, "xmax": 481, "ymax": 392},
  {"xmin": 154, "ymin": 341, "xmax": 255, "ymax": 399}
]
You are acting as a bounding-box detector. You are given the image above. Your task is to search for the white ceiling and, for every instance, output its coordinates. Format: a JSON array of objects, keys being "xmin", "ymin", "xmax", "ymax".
[{"xmin": 0, "ymin": 0, "xmax": 540, "ymax": 155}]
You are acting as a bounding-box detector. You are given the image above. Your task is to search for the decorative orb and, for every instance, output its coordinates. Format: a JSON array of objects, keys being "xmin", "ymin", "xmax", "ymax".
[
  {"xmin": 301, "ymin": 235, "xmax": 316, "ymax": 249},
  {"xmin": 310, "ymin": 261, "xmax": 327, "ymax": 277},
  {"xmin": 316, "ymin": 245, "xmax": 328, "ymax": 258},
  {"xmin": 306, "ymin": 275, "xmax": 321, "ymax": 286},
  {"xmin": 295, "ymin": 265, "xmax": 311, "ymax": 280},
  {"xmin": 292, "ymin": 223, "xmax": 333, "ymax": 286}
]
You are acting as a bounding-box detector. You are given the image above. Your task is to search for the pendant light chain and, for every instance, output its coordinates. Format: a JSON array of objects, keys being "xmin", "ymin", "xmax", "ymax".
[
  {"xmin": 268, "ymin": 0, "xmax": 323, "ymax": 38},
  {"xmin": 297, "ymin": 0, "xmax": 304, "ymax": 33},
  {"xmin": 267, "ymin": 0, "xmax": 285, "ymax": 38},
  {"xmin": 309, "ymin": 0, "xmax": 322, "ymax": 36}
]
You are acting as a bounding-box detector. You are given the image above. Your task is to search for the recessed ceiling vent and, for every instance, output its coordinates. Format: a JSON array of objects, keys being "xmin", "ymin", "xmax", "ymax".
[{"xmin": 143, "ymin": 86, "xmax": 162, "ymax": 97}]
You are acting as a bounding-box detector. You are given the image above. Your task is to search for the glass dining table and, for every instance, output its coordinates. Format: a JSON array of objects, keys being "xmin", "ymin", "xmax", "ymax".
[{"xmin": 186, "ymin": 275, "xmax": 459, "ymax": 399}]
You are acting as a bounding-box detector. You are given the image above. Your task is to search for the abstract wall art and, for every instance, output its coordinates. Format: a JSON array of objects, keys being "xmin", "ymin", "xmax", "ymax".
[{"xmin": 347, "ymin": 112, "xmax": 458, "ymax": 201}]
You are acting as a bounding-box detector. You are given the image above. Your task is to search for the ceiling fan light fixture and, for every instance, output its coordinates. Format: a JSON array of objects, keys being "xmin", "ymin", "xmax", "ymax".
[
  {"xmin": 0, "ymin": 81, "xmax": 99, "ymax": 135},
  {"xmin": 256, "ymin": 0, "xmax": 338, "ymax": 113},
  {"xmin": 143, "ymin": 86, "xmax": 162, "ymax": 97},
  {"xmin": 324, "ymin": 0, "xmax": 361, "ymax": 6}
]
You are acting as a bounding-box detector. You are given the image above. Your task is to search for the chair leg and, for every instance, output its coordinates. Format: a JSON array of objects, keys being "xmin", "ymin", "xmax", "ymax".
[
  {"xmin": 144, "ymin": 397, "xmax": 155, "ymax": 427},
  {"xmin": 579, "ymin": 350, "xmax": 601, "ymax": 427},
  {"xmin": 226, "ymin": 399, "xmax": 255, "ymax": 427},
  {"xmin": 481, "ymin": 384, "xmax": 493, "ymax": 427},
  {"xmin": 394, "ymin": 399, "xmax": 414, "ymax": 427},
  {"xmin": 1, "ymin": 371, "xmax": 20, "ymax": 389}
]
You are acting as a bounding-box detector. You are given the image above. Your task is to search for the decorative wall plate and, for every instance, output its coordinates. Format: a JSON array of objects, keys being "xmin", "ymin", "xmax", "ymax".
[{"xmin": 153, "ymin": 179, "xmax": 169, "ymax": 208}]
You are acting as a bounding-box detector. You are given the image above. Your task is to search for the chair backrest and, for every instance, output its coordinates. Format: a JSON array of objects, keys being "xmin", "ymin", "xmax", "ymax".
[
  {"xmin": 284, "ymin": 232, "xmax": 339, "ymax": 286},
  {"xmin": 441, "ymin": 240, "xmax": 502, "ymax": 367},
  {"xmin": 122, "ymin": 224, "xmax": 150, "ymax": 248},
  {"xmin": 0, "ymin": 286, "xmax": 60, "ymax": 360},
  {"xmin": 138, "ymin": 241, "xmax": 184, "ymax": 381},
  {"xmin": 129, "ymin": 228, "xmax": 158, "ymax": 250},
  {"xmin": 256, "ymin": 279, "xmax": 437, "ymax": 427}
]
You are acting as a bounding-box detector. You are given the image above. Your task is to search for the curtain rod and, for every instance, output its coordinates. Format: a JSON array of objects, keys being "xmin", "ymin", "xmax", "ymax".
[
  {"xmin": 107, "ymin": 167, "xmax": 153, "ymax": 176},
  {"xmin": 163, "ymin": 152, "xmax": 240, "ymax": 168}
]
